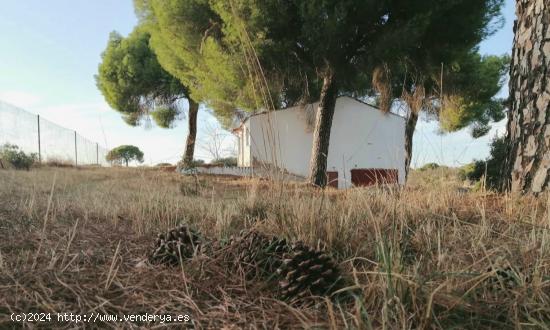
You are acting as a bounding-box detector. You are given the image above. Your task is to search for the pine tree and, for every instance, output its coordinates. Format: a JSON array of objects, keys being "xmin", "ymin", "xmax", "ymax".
[
  {"xmin": 387, "ymin": 51, "xmax": 509, "ymax": 177},
  {"xmin": 133, "ymin": 1, "xmax": 506, "ymax": 186},
  {"xmin": 205, "ymin": 0, "xmax": 506, "ymax": 187},
  {"xmin": 505, "ymin": 0, "xmax": 550, "ymax": 193},
  {"xmin": 96, "ymin": 27, "xmax": 199, "ymax": 166}
]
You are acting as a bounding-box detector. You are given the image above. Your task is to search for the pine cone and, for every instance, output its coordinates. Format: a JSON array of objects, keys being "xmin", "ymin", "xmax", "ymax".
[
  {"xmin": 485, "ymin": 266, "xmax": 525, "ymax": 291},
  {"xmin": 277, "ymin": 243, "xmax": 342, "ymax": 301},
  {"xmin": 149, "ymin": 225, "xmax": 203, "ymax": 266},
  {"xmin": 233, "ymin": 229, "xmax": 291, "ymax": 277}
]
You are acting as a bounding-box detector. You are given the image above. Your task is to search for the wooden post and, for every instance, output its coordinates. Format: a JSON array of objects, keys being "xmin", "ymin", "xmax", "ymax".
[
  {"xmin": 37, "ymin": 115, "xmax": 41, "ymax": 163},
  {"xmin": 74, "ymin": 131, "xmax": 77, "ymax": 166},
  {"xmin": 96, "ymin": 143, "xmax": 99, "ymax": 165}
]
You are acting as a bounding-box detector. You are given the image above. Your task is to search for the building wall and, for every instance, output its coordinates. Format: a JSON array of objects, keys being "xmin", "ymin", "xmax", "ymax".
[
  {"xmin": 237, "ymin": 121, "xmax": 251, "ymax": 167},
  {"xmin": 246, "ymin": 96, "xmax": 406, "ymax": 188},
  {"xmin": 179, "ymin": 165, "xmax": 305, "ymax": 182}
]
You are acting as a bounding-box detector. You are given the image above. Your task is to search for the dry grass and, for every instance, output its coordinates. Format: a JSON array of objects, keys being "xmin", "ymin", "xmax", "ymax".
[{"xmin": 0, "ymin": 167, "xmax": 549, "ymax": 329}]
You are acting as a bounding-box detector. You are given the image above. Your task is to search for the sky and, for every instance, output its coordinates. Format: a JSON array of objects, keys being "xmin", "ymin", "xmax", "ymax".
[{"xmin": 0, "ymin": 0, "xmax": 516, "ymax": 167}]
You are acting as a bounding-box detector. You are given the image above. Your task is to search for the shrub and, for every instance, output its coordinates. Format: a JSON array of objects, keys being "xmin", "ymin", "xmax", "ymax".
[
  {"xmin": 459, "ymin": 136, "xmax": 507, "ymax": 190},
  {"xmin": 177, "ymin": 159, "xmax": 205, "ymax": 171},
  {"xmin": 458, "ymin": 162, "xmax": 478, "ymax": 181},
  {"xmin": 190, "ymin": 159, "xmax": 205, "ymax": 167},
  {"xmin": 0, "ymin": 144, "xmax": 37, "ymax": 170},
  {"xmin": 46, "ymin": 158, "xmax": 74, "ymax": 167},
  {"xmin": 210, "ymin": 157, "xmax": 237, "ymax": 167},
  {"xmin": 419, "ymin": 162, "xmax": 440, "ymax": 171}
]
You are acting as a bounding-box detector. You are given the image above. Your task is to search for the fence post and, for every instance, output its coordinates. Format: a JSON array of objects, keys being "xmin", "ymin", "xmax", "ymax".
[
  {"xmin": 37, "ymin": 115, "xmax": 41, "ymax": 163},
  {"xmin": 74, "ymin": 131, "xmax": 77, "ymax": 166},
  {"xmin": 96, "ymin": 143, "xmax": 99, "ymax": 165}
]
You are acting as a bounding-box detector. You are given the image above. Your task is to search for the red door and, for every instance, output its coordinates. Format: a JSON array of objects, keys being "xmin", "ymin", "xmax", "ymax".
[
  {"xmin": 326, "ymin": 171, "xmax": 338, "ymax": 188},
  {"xmin": 351, "ymin": 169, "xmax": 398, "ymax": 187}
]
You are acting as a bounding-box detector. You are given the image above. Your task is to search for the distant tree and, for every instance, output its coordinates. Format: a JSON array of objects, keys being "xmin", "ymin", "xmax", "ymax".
[
  {"xmin": 96, "ymin": 27, "xmax": 199, "ymax": 167},
  {"xmin": 106, "ymin": 145, "xmax": 144, "ymax": 167},
  {"xmin": 504, "ymin": 0, "xmax": 550, "ymax": 193}
]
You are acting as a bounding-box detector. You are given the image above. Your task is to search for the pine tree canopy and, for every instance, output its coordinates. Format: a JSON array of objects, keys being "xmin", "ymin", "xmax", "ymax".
[
  {"xmin": 96, "ymin": 26, "xmax": 188, "ymax": 128},
  {"xmin": 132, "ymin": 0, "xmax": 505, "ymax": 120},
  {"xmin": 131, "ymin": 0, "xmax": 506, "ymax": 186},
  {"xmin": 106, "ymin": 145, "xmax": 145, "ymax": 166}
]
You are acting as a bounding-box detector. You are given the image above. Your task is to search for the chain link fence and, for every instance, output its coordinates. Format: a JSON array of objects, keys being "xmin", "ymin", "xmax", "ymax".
[{"xmin": 0, "ymin": 101, "xmax": 109, "ymax": 166}]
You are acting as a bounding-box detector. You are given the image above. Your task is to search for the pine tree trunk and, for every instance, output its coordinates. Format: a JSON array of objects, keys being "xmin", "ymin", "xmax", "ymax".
[
  {"xmin": 183, "ymin": 98, "xmax": 199, "ymax": 167},
  {"xmin": 506, "ymin": 0, "xmax": 550, "ymax": 193},
  {"xmin": 308, "ymin": 70, "xmax": 338, "ymax": 187},
  {"xmin": 404, "ymin": 110, "xmax": 419, "ymax": 179}
]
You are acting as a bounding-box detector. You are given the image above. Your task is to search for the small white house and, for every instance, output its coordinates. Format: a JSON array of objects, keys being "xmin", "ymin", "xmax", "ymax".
[{"xmin": 233, "ymin": 96, "xmax": 406, "ymax": 189}]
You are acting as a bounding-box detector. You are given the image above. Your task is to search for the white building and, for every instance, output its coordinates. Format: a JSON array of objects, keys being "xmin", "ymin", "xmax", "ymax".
[{"xmin": 233, "ymin": 96, "xmax": 406, "ymax": 189}]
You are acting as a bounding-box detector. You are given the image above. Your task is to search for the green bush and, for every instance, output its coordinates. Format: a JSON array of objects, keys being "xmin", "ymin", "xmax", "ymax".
[
  {"xmin": 178, "ymin": 159, "xmax": 205, "ymax": 169},
  {"xmin": 458, "ymin": 162, "xmax": 477, "ymax": 181},
  {"xmin": 190, "ymin": 159, "xmax": 205, "ymax": 167},
  {"xmin": 177, "ymin": 159, "xmax": 206, "ymax": 172},
  {"xmin": 459, "ymin": 136, "xmax": 507, "ymax": 191},
  {"xmin": 210, "ymin": 157, "xmax": 237, "ymax": 167},
  {"xmin": 0, "ymin": 144, "xmax": 37, "ymax": 170}
]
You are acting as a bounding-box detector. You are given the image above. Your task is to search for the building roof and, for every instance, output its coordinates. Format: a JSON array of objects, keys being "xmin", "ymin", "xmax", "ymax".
[{"xmin": 232, "ymin": 96, "xmax": 405, "ymax": 133}]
